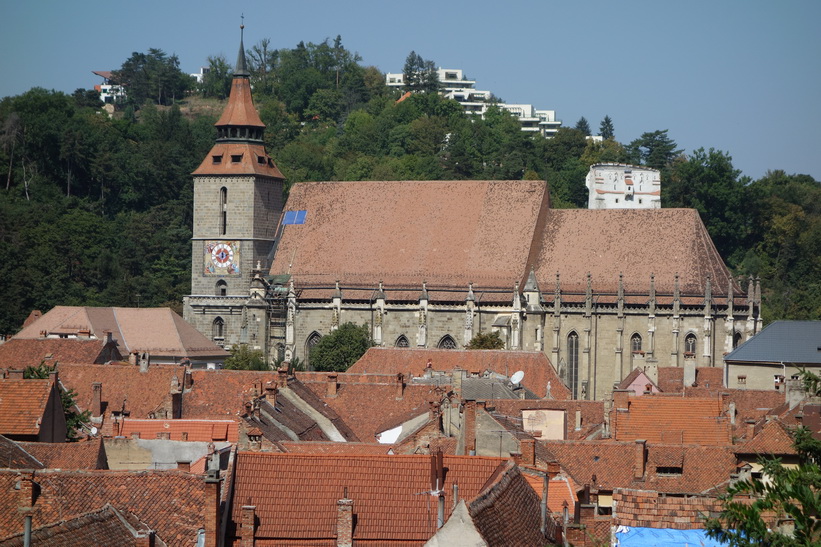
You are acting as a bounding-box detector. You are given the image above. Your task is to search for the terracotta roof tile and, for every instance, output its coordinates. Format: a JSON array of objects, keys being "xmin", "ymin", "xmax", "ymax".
[
  {"xmin": 612, "ymin": 395, "xmax": 731, "ymax": 445},
  {"xmin": 490, "ymin": 399, "xmax": 605, "ymax": 441},
  {"xmin": 228, "ymin": 452, "xmax": 507, "ymax": 544},
  {"xmin": 118, "ymin": 419, "xmax": 239, "ymax": 443},
  {"xmin": 0, "ymin": 338, "xmax": 120, "ymax": 369},
  {"xmin": 0, "ymin": 378, "xmax": 53, "ymax": 436},
  {"xmin": 349, "ymin": 348, "xmax": 569, "ymax": 399},
  {"xmin": 0, "ymin": 435, "xmax": 43, "ymax": 469},
  {"xmin": 215, "ymin": 76, "xmax": 264, "ymax": 128},
  {"xmin": 17, "ymin": 438, "xmax": 107, "ymax": 470},
  {"xmin": 278, "ymin": 441, "xmax": 392, "ymax": 455},
  {"xmin": 192, "ymin": 142, "xmax": 284, "ymax": 178},
  {"xmin": 0, "ymin": 469, "xmax": 207, "ymax": 546},
  {"xmin": 736, "ymin": 420, "xmax": 797, "ymax": 456}
]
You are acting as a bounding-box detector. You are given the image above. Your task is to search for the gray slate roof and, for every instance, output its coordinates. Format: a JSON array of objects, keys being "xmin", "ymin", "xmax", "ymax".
[{"xmin": 724, "ymin": 321, "xmax": 821, "ymax": 364}]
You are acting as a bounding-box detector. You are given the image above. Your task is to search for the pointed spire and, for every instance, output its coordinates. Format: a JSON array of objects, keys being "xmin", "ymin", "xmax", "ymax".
[
  {"xmin": 466, "ymin": 282, "xmax": 475, "ymax": 302},
  {"xmin": 523, "ymin": 269, "xmax": 540, "ymax": 293},
  {"xmin": 419, "ymin": 281, "xmax": 429, "ymax": 302},
  {"xmin": 234, "ymin": 20, "xmax": 250, "ymax": 77},
  {"xmin": 333, "ymin": 280, "xmax": 342, "ymax": 299},
  {"xmin": 375, "ymin": 280, "xmax": 386, "ymax": 301}
]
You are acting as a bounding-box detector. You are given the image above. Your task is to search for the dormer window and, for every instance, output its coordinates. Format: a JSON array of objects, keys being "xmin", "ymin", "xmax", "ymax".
[
  {"xmin": 257, "ymin": 155, "xmax": 266, "ymax": 165},
  {"xmin": 212, "ymin": 155, "xmax": 223, "ymax": 164},
  {"xmin": 231, "ymin": 154, "xmax": 243, "ymax": 163},
  {"xmin": 656, "ymin": 466, "xmax": 683, "ymax": 476}
]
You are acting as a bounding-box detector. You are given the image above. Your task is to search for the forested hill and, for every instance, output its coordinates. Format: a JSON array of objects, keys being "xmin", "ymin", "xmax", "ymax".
[{"xmin": 0, "ymin": 38, "xmax": 818, "ymax": 335}]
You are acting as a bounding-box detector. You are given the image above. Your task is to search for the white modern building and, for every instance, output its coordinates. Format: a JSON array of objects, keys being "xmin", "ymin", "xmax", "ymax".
[
  {"xmin": 92, "ymin": 71, "xmax": 126, "ymax": 104},
  {"xmin": 586, "ymin": 163, "xmax": 661, "ymax": 209},
  {"xmin": 386, "ymin": 67, "xmax": 562, "ymax": 137}
]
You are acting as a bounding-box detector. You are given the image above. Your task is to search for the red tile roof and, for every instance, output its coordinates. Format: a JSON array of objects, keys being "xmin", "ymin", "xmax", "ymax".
[
  {"xmin": 270, "ymin": 180, "xmax": 549, "ymax": 290},
  {"xmin": 0, "ymin": 338, "xmax": 119, "ymax": 369},
  {"xmin": 349, "ymin": 348, "xmax": 569, "ymax": 399},
  {"xmin": 490, "ymin": 399, "xmax": 605, "ymax": 441},
  {"xmin": 0, "ymin": 469, "xmax": 208, "ymax": 546},
  {"xmin": 17, "ymin": 438, "xmax": 107, "ymax": 470},
  {"xmin": 0, "ymin": 378, "xmax": 54, "ymax": 436},
  {"xmin": 228, "ymin": 452, "xmax": 508, "ymax": 545},
  {"xmin": 278, "ymin": 441, "xmax": 392, "ymax": 455},
  {"xmin": 736, "ymin": 419, "xmax": 797, "ymax": 456},
  {"xmin": 0, "ymin": 435, "xmax": 44, "ymax": 469},
  {"xmin": 119, "ymin": 419, "xmax": 239, "ymax": 443},
  {"xmin": 612, "ymin": 395, "xmax": 732, "ymax": 445}
]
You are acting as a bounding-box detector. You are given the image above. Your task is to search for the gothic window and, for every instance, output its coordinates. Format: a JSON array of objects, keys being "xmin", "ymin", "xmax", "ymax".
[
  {"xmin": 212, "ymin": 317, "xmax": 225, "ymax": 341},
  {"xmin": 305, "ymin": 331, "xmax": 323, "ymax": 367},
  {"xmin": 395, "ymin": 335, "xmax": 409, "ymax": 348},
  {"xmin": 631, "ymin": 333, "xmax": 643, "ymax": 353},
  {"xmin": 733, "ymin": 331, "xmax": 742, "ymax": 349},
  {"xmin": 215, "ymin": 280, "xmax": 227, "ymax": 297},
  {"xmin": 684, "ymin": 333, "xmax": 697, "ymax": 356},
  {"xmin": 219, "ymin": 187, "xmax": 227, "ymax": 235},
  {"xmin": 567, "ymin": 332, "xmax": 579, "ymax": 399},
  {"xmin": 438, "ymin": 335, "xmax": 457, "ymax": 349},
  {"xmin": 275, "ymin": 344, "xmax": 285, "ymax": 361}
]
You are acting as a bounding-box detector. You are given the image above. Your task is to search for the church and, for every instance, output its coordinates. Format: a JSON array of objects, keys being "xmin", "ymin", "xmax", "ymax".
[{"xmin": 183, "ymin": 36, "xmax": 762, "ymax": 401}]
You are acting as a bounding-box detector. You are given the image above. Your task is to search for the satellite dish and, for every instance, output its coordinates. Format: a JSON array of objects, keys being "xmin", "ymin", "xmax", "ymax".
[
  {"xmin": 90, "ymin": 426, "xmax": 98, "ymax": 435},
  {"xmin": 510, "ymin": 370, "xmax": 525, "ymax": 385}
]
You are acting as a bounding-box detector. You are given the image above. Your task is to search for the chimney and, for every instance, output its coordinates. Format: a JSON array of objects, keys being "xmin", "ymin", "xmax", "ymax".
[
  {"xmin": 277, "ymin": 367, "xmax": 288, "ymax": 388},
  {"xmin": 430, "ymin": 450, "xmax": 445, "ymax": 492},
  {"xmin": 520, "ymin": 438, "xmax": 536, "ymax": 466},
  {"xmin": 429, "ymin": 401, "xmax": 441, "ymax": 421},
  {"xmin": 746, "ymin": 419, "xmax": 756, "ymax": 439},
  {"xmin": 131, "ymin": 432, "xmax": 141, "ymax": 440},
  {"xmin": 203, "ymin": 470, "xmax": 221, "ymax": 547},
  {"xmin": 244, "ymin": 402, "xmax": 253, "ymax": 418},
  {"xmin": 683, "ymin": 358, "xmax": 696, "ymax": 387},
  {"xmin": 48, "ymin": 370, "xmax": 58, "ymax": 385},
  {"xmin": 170, "ymin": 377, "xmax": 182, "ymax": 419},
  {"xmin": 633, "ymin": 439, "xmax": 646, "ymax": 479},
  {"xmin": 265, "ymin": 382, "xmax": 277, "ymax": 406},
  {"xmin": 395, "ymin": 373, "xmax": 405, "ymax": 399},
  {"xmin": 612, "ymin": 389, "xmax": 630, "ymax": 410},
  {"xmin": 129, "ymin": 352, "xmax": 138, "ymax": 366},
  {"xmin": 327, "ymin": 373, "xmax": 338, "ymax": 398},
  {"xmin": 728, "ymin": 401, "xmax": 737, "ymax": 425},
  {"xmin": 240, "ymin": 505, "xmax": 256, "ymax": 547},
  {"xmin": 183, "ymin": 369, "xmax": 193, "ymax": 390},
  {"xmin": 139, "ymin": 352, "xmax": 150, "ymax": 373},
  {"xmin": 176, "ymin": 461, "xmax": 191, "ymax": 472},
  {"xmin": 92, "ymin": 382, "xmax": 103, "ymax": 418},
  {"xmin": 7, "ymin": 369, "xmax": 24, "ymax": 380},
  {"xmin": 463, "ymin": 400, "xmax": 477, "ymax": 455},
  {"xmin": 452, "ymin": 369, "xmax": 463, "ymax": 396},
  {"xmin": 336, "ymin": 494, "xmax": 354, "ymax": 547},
  {"xmin": 575, "ymin": 409, "xmax": 582, "ymax": 431},
  {"xmin": 181, "ymin": 431, "xmax": 188, "ymax": 441},
  {"xmin": 17, "ymin": 471, "xmax": 36, "ymax": 509}
]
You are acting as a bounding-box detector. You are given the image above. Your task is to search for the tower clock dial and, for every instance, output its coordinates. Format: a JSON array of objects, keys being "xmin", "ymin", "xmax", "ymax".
[{"xmin": 204, "ymin": 240, "xmax": 241, "ymax": 275}]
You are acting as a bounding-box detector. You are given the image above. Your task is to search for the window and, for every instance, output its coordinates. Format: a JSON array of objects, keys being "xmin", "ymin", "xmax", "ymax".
[
  {"xmin": 684, "ymin": 333, "xmax": 697, "ymax": 356},
  {"xmin": 212, "ymin": 155, "xmax": 222, "ymax": 164},
  {"xmin": 219, "ymin": 187, "xmax": 227, "ymax": 235},
  {"xmin": 395, "ymin": 335, "xmax": 409, "ymax": 348},
  {"xmin": 212, "ymin": 317, "xmax": 225, "ymax": 341},
  {"xmin": 567, "ymin": 332, "xmax": 579, "ymax": 399},
  {"xmin": 733, "ymin": 332, "xmax": 742, "ymax": 348},
  {"xmin": 656, "ymin": 466, "xmax": 683, "ymax": 476},
  {"xmin": 231, "ymin": 154, "xmax": 243, "ymax": 163},
  {"xmin": 438, "ymin": 335, "xmax": 457, "ymax": 349},
  {"xmin": 631, "ymin": 333, "xmax": 643, "ymax": 353},
  {"xmin": 305, "ymin": 331, "xmax": 322, "ymax": 367},
  {"xmin": 215, "ymin": 280, "xmax": 227, "ymax": 296}
]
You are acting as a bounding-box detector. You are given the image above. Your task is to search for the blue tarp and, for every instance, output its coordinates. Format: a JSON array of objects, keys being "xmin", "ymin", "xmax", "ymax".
[{"xmin": 614, "ymin": 526, "xmax": 724, "ymax": 546}]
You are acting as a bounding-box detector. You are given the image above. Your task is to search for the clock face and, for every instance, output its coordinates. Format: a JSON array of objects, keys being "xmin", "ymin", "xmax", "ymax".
[{"xmin": 204, "ymin": 240, "xmax": 240, "ymax": 275}]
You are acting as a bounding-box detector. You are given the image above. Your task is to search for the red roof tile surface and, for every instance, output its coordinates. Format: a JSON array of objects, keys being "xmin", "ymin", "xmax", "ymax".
[
  {"xmin": 0, "ymin": 378, "xmax": 54, "ymax": 436},
  {"xmin": 228, "ymin": 452, "xmax": 508, "ymax": 545},
  {"xmin": 17, "ymin": 438, "xmax": 107, "ymax": 470},
  {"xmin": 278, "ymin": 441, "xmax": 392, "ymax": 455},
  {"xmin": 0, "ymin": 338, "xmax": 119, "ymax": 369},
  {"xmin": 490, "ymin": 399, "xmax": 605, "ymax": 441},
  {"xmin": 119, "ymin": 419, "xmax": 239, "ymax": 443},
  {"xmin": 0, "ymin": 435, "xmax": 44, "ymax": 469},
  {"xmin": 349, "ymin": 348, "xmax": 569, "ymax": 399},
  {"xmin": 612, "ymin": 395, "xmax": 732, "ymax": 445},
  {"xmin": 736, "ymin": 419, "xmax": 797, "ymax": 456},
  {"xmin": 0, "ymin": 469, "xmax": 207, "ymax": 546}
]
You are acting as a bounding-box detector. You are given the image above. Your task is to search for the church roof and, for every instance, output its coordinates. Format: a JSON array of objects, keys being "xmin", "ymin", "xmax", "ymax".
[
  {"xmin": 270, "ymin": 179, "xmax": 549, "ymax": 290},
  {"xmin": 270, "ymin": 181, "xmax": 741, "ymax": 301}
]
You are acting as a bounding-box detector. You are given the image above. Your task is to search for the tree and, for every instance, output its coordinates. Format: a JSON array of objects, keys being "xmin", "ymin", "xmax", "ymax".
[
  {"xmin": 626, "ymin": 129, "xmax": 682, "ymax": 170},
  {"xmin": 224, "ymin": 344, "xmax": 269, "ymax": 370},
  {"xmin": 599, "ymin": 115, "xmax": 614, "ymax": 140},
  {"xmin": 199, "ymin": 55, "xmax": 233, "ymax": 99},
  {"xmin": 113, "ymin": 49, "xmax": 192, "ymax": 107},
  {"xmin": 706, "ymin": 369, "xmax": 821, "ymax": 546},
  {"xmin": 24, "ymin": 362, "xmax": 90, "ymax": 441},
  {"xmin": 574, "ymin": 116, "xmax": 591, "ymax": 136},
  {"xmin": 402, "ymin": 51, "xmax": 438, "ymax": 94},
  {"xmin": 466, "ymin": 331, "xmax": 505, "ymax": 350},
  {"xmin": 309, "ymin": 322, "xmax": 372, "ymax": 372}
]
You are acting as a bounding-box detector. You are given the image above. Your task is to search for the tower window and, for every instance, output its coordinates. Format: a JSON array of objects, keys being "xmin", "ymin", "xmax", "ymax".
[
  {"xmin": 631, "ymin": 333, "xmax": 643, "ymax": 353},
  {"xmin": 685, "ymin": 333, "xmax": 697, "ymax": 356},
  {"xmin": 231, "ymin": 154, "xmax": 243, "ymax": 163},
  {"xmin": 212, "ymin": 155, "xmax": 223, "ymax": 164},
  {"xmin": 219, "ymin": 187, "xmax": 227, "ymax": 235},
  {"xmin": 216, "ymin": 280, "xmax": 227, "ymax": 297},
  {"xmin": 212, "ymin": 317, "xmax": 225, "ymax": 341}
]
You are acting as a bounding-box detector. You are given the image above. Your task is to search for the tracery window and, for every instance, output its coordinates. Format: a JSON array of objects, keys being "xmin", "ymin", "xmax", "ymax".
[
  {"xmin": 212, "ymin": 317, "xmax": 225, "ymax": 341},
  {"xmin": 395, "ymin": 335, "xmax": 410, "ymax": 348},
  {"xmin": 438, "ymin": 335, "xmax": 457, "ymax": 349},
  {"xmin": 631, "ymin": 333, "xmax": 643, "ymax": 353},
  {"xmin": 684, "ymin": 333, "xmax": 697, "ymax": 356},
  {"xmin": 567, "ymin": 332, "xmax": 579, "ymax": 399}
]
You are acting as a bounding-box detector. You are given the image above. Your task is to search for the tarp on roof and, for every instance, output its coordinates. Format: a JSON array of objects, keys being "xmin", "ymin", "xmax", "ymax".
[{"xmin": 614, "ymin": 526, "xmax": 725, "ymax": 546}]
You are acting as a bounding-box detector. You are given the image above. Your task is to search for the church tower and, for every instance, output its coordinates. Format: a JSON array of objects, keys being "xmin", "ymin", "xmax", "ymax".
[{"xmin": 184, "ymin": 26, "xmax": 285, "ymax": 351}]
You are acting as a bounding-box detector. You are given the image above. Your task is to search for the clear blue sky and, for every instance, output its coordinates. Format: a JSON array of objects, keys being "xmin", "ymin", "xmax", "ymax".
[{"xmin": 1, "ymin": 0, "xmax": 819, "ymax": 181}]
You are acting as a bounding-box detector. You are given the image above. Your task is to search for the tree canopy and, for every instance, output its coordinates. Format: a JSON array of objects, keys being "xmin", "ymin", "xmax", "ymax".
[
  {"xmin": 466, "ymin": 331, "xmax": 505, "ymax": 350},
  {"xmin": 309, "ymin": 323, "xmax": 372, "ymax": 372},
  {"xmin": 113, "ymin": 49, "xmax": 193, "ymax": 107}
]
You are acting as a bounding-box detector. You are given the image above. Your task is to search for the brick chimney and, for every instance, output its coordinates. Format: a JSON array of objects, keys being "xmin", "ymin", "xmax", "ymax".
[
  {"xmin": 129, "ymin": 352, "xmax": 138, "ymax": 366},
  {"xmin": 520, "ymin": 438, "xmax": 536, "ymax": 466},
  {"xmin": 203, "ymin": 470, "xmax": 221, "ymax": 547},
  {"xmin": 176, "ymin": 461, "xmax": 191, "ymax": 472},
  {"xmin": 92, "ymin": 382, "xmax": 103, "ymax": 418},
  {"xmin": 7, "ymin": 369, "xmax": 23, "ymax": 380},
  {"xmin": 612, "ymin": 389, "xmax": 631, "ymax": 410},
  {"xmin": 633, "ymin": 439, "xmax": 646, "ymax": 479},
  {"xmin": 240, "ymin": 505, "xmax": 256, "ymax": 547},
  {"xmin": 395, "ymin": 373, "xmax": 405, "ymax": 400},
  {"xmin": 265, "ymin": 382, "xmax": 278, "ymax": 407},
  {"xmin": 746, "ymin": 419, "xmax": 756, "ymax": 439},
  {"xmin": 327, "ymin": 373, "xmax": 338, "ymax": 398},
  {"xmin": 336, "ymin": 495, "xmax": 354, "ymax": 547},
  {"xmin": 17, "ymin": 471, "xmax": 36, "ymax": 509},
  {"xmin": 183, "ymin": 369, "xmax": 193, "ymax": 390},
  {"xmin": 139, "ymin": 352, "xmax": 150, "ymax": 373},
  {"xmin": 277, "ymin": 367, "xmax": 288, "ymax": 388},
  {"xmin": 463, "ymin": 400, "xmax": 477, "ymax": 455}
]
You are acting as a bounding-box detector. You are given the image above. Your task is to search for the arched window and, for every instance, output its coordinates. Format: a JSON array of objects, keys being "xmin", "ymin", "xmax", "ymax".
[
  {"xmin": 438, "ymin": 335, "xmax": 457, "ymax": 349},
  {"xmin": 305, "ymin": 331, "xmax": 322, "ymax": 368},
  {"xmin": 567, "ymin": 332, "xmax": 579, "ymax": 399},
  {"xmin": 212, "ymin": 317, "xmax": 225, "ymax": 341},
  {"xmin": 395, "ymin": 335, "xmax": 409, "ymax": 348},
  {"xmin": 685, "ymin": 333, "xmax": 697, "ymax": 356},
  {"xmin": 733, "ymin": 332, "xmax": 742, "ymax": 349},
  {"xmin": 219, "ymin": 187, "xmax": 227, "ymax": 235},
  {"xmin": 275, "ymin": 344, "xmax": 285, "ymax": 361},
  {"xmin": 215, "ymin": 280, "xmax": 227, "ymax": 297},
  {"xmin": 631, "ymin": 333, "xmax": 643, "ymax": 353}
]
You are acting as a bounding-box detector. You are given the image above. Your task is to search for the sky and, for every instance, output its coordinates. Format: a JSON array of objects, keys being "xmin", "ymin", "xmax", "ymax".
[{"xmin": 1, "ymin": 0, "xmax": 819, "ymax": 181}]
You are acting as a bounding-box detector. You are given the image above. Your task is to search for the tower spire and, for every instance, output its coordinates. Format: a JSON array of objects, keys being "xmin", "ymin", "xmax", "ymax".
[{"xmin": 235, "ymin": 17, "xmax": 250, "ymax": 77}]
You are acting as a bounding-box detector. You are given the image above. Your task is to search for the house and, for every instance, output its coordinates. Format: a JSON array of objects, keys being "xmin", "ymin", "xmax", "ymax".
[
  {"xmin": 17, "ymin": 437, "xmax": 108, "ymax": 470},
  {"xmin": 585, "ymin": 163, "xmax": 661, "ymax": 209},
  {"xmin": 0, "ymin": 372, "xmax": 66, "ymax": 443},
  {"xmin": 14, "ymin": 306, "xmax": 229, "ymax": 367},
  {"xmin": 91, "ymin": 70, "xmax": 126, "ymax": 104},
  {"xmin": 724, "ymin": 320, "xmax": 821, "ymax": 391}
]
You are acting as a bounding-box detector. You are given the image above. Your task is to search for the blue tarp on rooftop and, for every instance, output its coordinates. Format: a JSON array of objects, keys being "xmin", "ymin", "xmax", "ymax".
[{"xmin": 614, "ymin": 526, "xmax": 724, "ymax": 546}]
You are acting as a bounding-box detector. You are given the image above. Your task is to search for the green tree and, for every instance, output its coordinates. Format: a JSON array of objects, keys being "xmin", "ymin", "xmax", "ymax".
[
  {"xmin": 199, "ymin": 55, "xmax": 233, "ymax": 99},
  {"xmin": 24, "ymin": 362, "xmax": 90, "ymax": 441},
  {"xmin": 626, "ymin": 129, "xmax": 682, "ymax": 170},
  {"xmin": 113, "ymin": 49, "xmax": 193, "ymax": 107},
  {"xmin": 309, "ymin": 322, "xmax": 372, "ymax": 372},
  {"xmin": 706, "ymin": 370, "xmax": 821, "ymax": 546},
  {"xmin": 402, "ymin": 51, "xmax": 438, "ymax": 93},
  {"xmin": 599, "ymin": 115, "xmax": 614, "ymax": 140},
  {"xmin": 574, "ymin": 116, "xmax": 591, "ymax": 136},
  {"xmin": 466, "ymin": 331, "xmax": 505, "ymax": 350},
  {"xmin": 224, "ymin": 344, "xmax": 269, "ymax": 370}
]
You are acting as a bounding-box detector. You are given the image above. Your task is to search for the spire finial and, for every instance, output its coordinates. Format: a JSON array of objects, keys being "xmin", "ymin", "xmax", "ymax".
[{"xmin": 234, "ymin": 17, "xmax": 250, "ymax": 76}]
